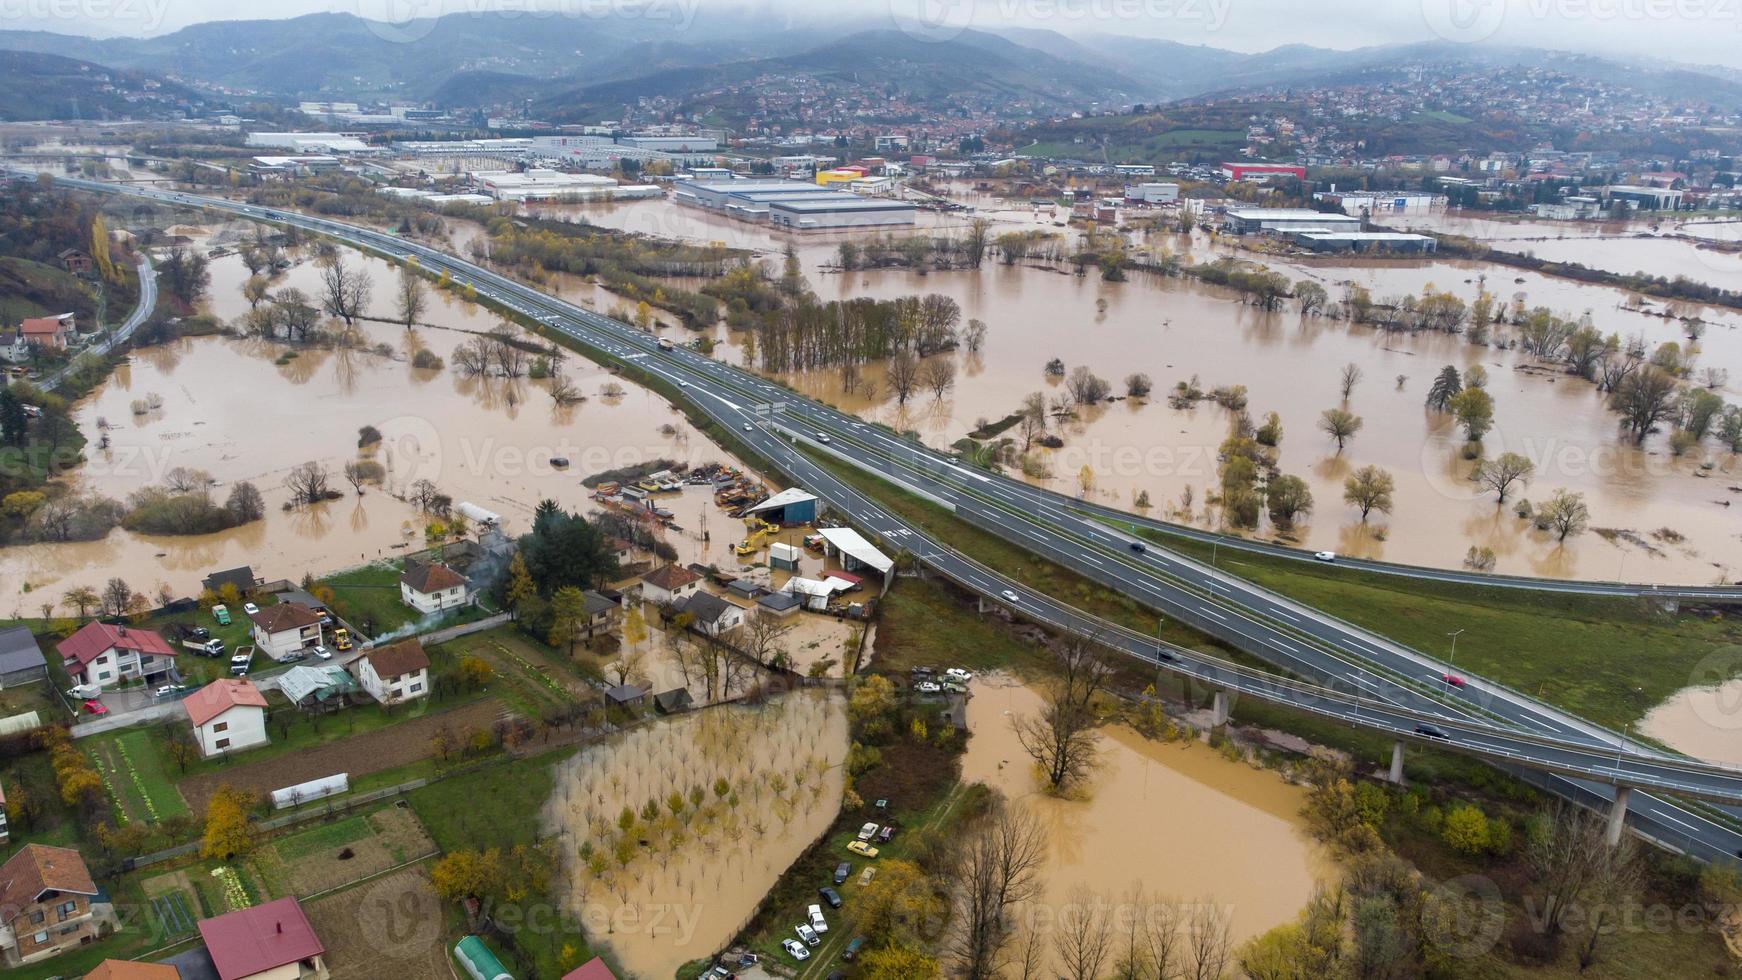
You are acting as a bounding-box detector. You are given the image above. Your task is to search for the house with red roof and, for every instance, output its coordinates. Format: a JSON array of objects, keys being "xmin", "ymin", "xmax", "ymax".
[
  {"xmin": 183, "ymin": 678, "xmax": 269, "ymax": 757},
  {"xmin": 248, "ymin": 604, "xmax": 324, "ymax": 662},
  {"xmin": 0, "ymin": 843, "xmax": 106, "ymax": 966},
  {"xmin": 196, "ymin": 896, "xmax": 327, "ymax": 980},
  {"xmin": 57, "ymin": 621, "xmax": 176, "ymax": 692},
  {"xmin": 398, "ymin": 561, "xmax": 470, "ymax": 615},
  {"xmin": 17, "ymin": 313, "xmax": 75, "ymax": 350},
  {"xmin": 349, "ymin": 639, "xmax": 429, "ymax": 706},
  {"xmin": 561, "ymin": 956, "xmax": 618, "ymax": 980},
  {"xmin": 85, "ymin": 959, "xmax": 180, "ymax": 980}
]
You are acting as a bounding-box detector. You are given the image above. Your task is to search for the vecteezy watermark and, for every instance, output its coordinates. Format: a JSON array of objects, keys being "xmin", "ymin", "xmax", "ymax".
[
  {"xmin": 1421, "ymin": 0, "xmax": 1508, "ymax": 43},
  {"xmin": 0, "ymin": 0, "xmax": 170, "ymax": 33},
  {"xmin": 889, "ymin": 0, "xmax": 1232, "ymax": 43},
  {"xmin": 357, "ymin": 0, "xmax": 705, "ymax": 44}
]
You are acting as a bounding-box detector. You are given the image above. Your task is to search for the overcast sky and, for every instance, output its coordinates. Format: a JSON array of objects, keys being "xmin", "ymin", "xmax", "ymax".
[{"xmin": 21, "ymin": 0, "xmax": 1742, "ymax": 69}]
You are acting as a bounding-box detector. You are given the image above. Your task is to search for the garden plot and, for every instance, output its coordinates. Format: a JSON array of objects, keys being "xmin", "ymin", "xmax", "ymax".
[
  {"xmin": 303, "ymin": 868, "xmax": 451, "ymax": 980},
  {"xmin": 140, "ymin": 870, "xmax": 201, "ymax": 941},
  {"xmin": 251, "ymin": 803, "xmax": 438, "ymax": 899},
  {"xmin": 543, "ymin": 690, "xmax": 848, "ymax": 979}
]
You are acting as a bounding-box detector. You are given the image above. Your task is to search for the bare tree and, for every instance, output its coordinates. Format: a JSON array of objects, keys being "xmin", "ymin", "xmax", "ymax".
[
  {"xmin": 101, "ymin": 577, "xmax": 133, "ymax": 618},
  {"xmin": 225, "ymin": 481, "xmax": 264, "ymax": 522},
  {"xmin": 396, "ymin": 264, "xmax": 427, "ymax": 329},
  {"xmin": 1539, "ymin": 489, "xmax": 1590, "ymax": 543},
  {"xmin": 948, "ymin": 798, "xmax": 1049, "ymax": 979},
  {"xmin": 922, "ymin": 357, "xmax": 957, "ymax": 400},
  {"xmin": 965, "ymin": 318, "xmax": 989, "ymax": 353},
  {"xmin": 272, "ymin": 287, "xmax": 320, "ymax": 342},
  {"xmin": 1054, "ymin": 885, "xmax": 1115, "ymax": 980},
  {"xmin": 739, "ymin": 611, "xmax": 796, "ymax": 670},
  {"xmin": 1184, "ymin": 902, "xmax": 1232, "ymax": 980},
  {"xmin": 342, "ymin": 461, "xmax": 367, "ymax": 496},
  {"xmin": 283, "ymin": 461, "xmax": 332, "ymax": 506},
  {"xmin": 1066, "ymin": 365, "xmax": 1111, "ymax": 405},
  {"xmin": 1339, "ymin": 362, "xmax": 1364, "ymax": 399},
  {"xmin": 887, "ymin": 350, "xmax": 921, "ymax": 404},
  {"xmin": 318, "ymin": 251, "xmax": 373, "ymax": 327},
  {"xmin": 453, "ymin": 337, "xmax": 490, "ymax": 376},
  {"xmin": 1012, "ymin": 637, "xmax": 1114, "ymax": 791},
  {"xmin": 1317, "ymin": 408, "xmax": 1363, "ymax": 452},
  {"xmin": 547, "ymin": 371, "xmax": 582, "ymax": 406},
  {"xmin": 163, "ymin": 466, "xmax": 211, "ymax": 496},
  {"xmin": 1527, "ymin": 804, "xmax": 1610, "ymax": 939},
  {"xmin": 1475, "ymin": 452, "xmax": 1534, "ymax": 504},
  {"xmin": 489, "ymin": 329, "xmax": 528, "ymax": 378}
]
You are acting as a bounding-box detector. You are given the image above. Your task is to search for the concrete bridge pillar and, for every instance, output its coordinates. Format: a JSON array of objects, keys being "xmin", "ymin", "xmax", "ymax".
[
  {"xmin": 1607, "ymin": 786, "xmax": 1633, "ymax": 847},
  {"xmin": 1388, "ymin": 741, "xmax": 1405, "ymax": 785},
  {"xmin": 1211, "ymin": 691, "xmax": 1229, "ymax": 728},
  {"xmin": 975, "ymin": 595, "xmax": 984, "ymax": 614}
]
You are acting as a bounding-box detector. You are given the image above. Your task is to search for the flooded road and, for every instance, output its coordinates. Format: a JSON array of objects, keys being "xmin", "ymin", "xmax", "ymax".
[
  {"xmin": 543, "ymin": 690, "xmax": 847, "ymax": 979},
  {"xmin": 963, "ymin": 675, "xmax": 1327, "ymax": 947}
]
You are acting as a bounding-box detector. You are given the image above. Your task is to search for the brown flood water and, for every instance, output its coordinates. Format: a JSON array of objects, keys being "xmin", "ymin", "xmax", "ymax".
[
  {"xmin": 963, "ymin": 675, "xmax": 1328, "ymax": 949},
  {"xmin": 505, "ymin": 196, "xmax": 1742, "ymax": 583},
  {"xmin": 543, "ymin": 689, "xmax": 847, "ymax": 979},
  {"xmin": 1640, "ymin": 678, "xmax": 1742, "ymax": 766},
  {"xmin": 0, "ymin": 224, "xmax": 769, "ymax": 612}
]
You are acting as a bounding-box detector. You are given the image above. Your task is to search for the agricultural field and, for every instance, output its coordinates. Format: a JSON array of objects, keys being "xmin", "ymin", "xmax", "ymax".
[
  {"xmin": 446, "ymin": 627, "xmax": 603, "ymax": 718},
  {"xmin": 250, "ymin": 803, "xmax": 438, "ymax": 898},
  {"xmin": 84, "ymin": 727, "xmax": 189, "ymax": 823},
  {"xmin": 303, "ymin": 867, "xmax": 452, "ymax": 979}
]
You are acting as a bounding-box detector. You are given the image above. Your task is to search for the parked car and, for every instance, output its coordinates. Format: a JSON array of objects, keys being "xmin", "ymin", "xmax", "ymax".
[
  {"xmin": 807, "ymin": 904, "xmax": 828, "ymax": 933},
  {"xmin": 780, "ymin": 938, "xmax": 809, "ymax": 961},
  {"xmin": 915, "ymin": 681, "xmax": 941, "ymax": 694},
  {"xmin": 858, "ymin": 866, "xmax": 876, "ymax": 886},
  {"xmin": 833, "ymin": 862, "xmax": 851, "ymax": 885},
  {"xmin": 911, "ymin": 665, "xmax": 936, "ymax": 676},
  {"xmin": 842, "ymin": 936, "xmax": 867, "ymax": 961},
  {"xmin": 945, "ymin": 667, "xmax": 973, "ymax": 681},
  {"xmin": 313, "ymin": 645, "xmax": 333, "ymax": 660},
  {"xmin": 242, "ymin": 602, "xmax": 260, "ymax": 615},
  {"xmin": 796, "ymin": 923, "xmax": 820, "ymax": 946},
  {"xmin": 818, "ymin": 886, "xmax": 843, "ymax": 909},
  {"xmin": 66, "ymin": 683, "xmax": 100, "ymax": 700},
  {"xmin": 847, "ymin": 841, "xmax": 879, "ymax": 858},
  {"xmin": 229, "ymin": 653, "xmax": 252, "ymax": 676},
  {"xmin": 154, "ymin": 684, "xmax": 185, "ymax": 698},
  {"xmin": 877, "ymin": 825, "xmax": 895, "ymax": 843},
  {"xmin": 856, "ymin": 822, "xmax": 879, "ymax": 841},
  {"xmin": 212, "ymin": 604, "xmax": 231, "ymax": 625},
  {"xmin": 82, "ymin": 699, "xmax": 107, "ymax": 715}
]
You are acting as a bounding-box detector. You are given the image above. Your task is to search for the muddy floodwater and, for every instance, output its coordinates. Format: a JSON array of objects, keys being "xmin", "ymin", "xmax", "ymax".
[
  {"xmin": 964, "ymin": 676, "xmax": 1327, "ymax": 948},
  {"xmin": 498, "ymin": 196, "xmax": 1742, "ymax": 583},
  {"xmin": 0, "ymin": 224, "xmax": 766, "ymax": 611},
  {"xmin": 1640, "ymin": 679, "xmax": 1742, "ymax": 766},
  {"xmin": 543, "ymin": 690, "xmax": 847, "ymax": 978}
]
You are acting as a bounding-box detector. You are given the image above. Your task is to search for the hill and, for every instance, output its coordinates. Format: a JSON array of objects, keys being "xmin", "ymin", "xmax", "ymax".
[{"xmin": 0, "ymin": 49, "xmax": 209, "ymax": 121}]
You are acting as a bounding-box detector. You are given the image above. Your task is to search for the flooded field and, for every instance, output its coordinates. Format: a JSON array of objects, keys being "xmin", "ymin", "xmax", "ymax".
[
  {"xmin": 0, "ymin": 225, "xmax": 766, "ymax": 611},
  {"xmin": 1640, "ymin": 676, "xmax": 1742, "ymax": 766},
  {"xmin": 542, "ymin": 690, "xmax": 848, "ymax": 978},
  {"xmin": 963, "ymin": 675, "xmax": 1327, "ymax": 948}
]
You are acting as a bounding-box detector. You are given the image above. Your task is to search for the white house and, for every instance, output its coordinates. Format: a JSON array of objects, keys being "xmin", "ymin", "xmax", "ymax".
[
  {"xmin": 640, "ymin": 563, "xmax": 702, "ymax": 605},
  {"xmin": 56, "ymin": 622, "xmax": 177, "ymax": 692},
  {"xmin": 399, "ymin": 562, "xmax": 470, "ymax": 615},
  {"xmin": 350, "ymin": 639, "xmax": 430, "ymax": 705},
  {"xmin": 678, "ymin": 591, "xmax": 746, "ymax": 636},
  {"xmin": 182, "ymin": 678, "xmax": 269, "ymax": 757},
  {"xmin": 249, "ymin": 603, "xmax": 325, "ymax": 661}
]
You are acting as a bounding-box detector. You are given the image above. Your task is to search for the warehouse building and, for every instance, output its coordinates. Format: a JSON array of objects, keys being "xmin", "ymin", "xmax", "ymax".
[
  {"xmin": 768, "ymin": 196, "xmax": 917, "ymax": 229},
  {"xmin": 1293, "ymin": 231, "xmax": 1438, "ymax": 254},
  {"xmin": 1125, "ymin": 182, "xmax": 1180, "ymax": 204},
  {"xmin": 1223, "ymin": 207, "xmax": 1362, "ymax": 235},
  {"xmin": 1604, "ymin": 185, "xmax": 1684, "ymax": 210},
  {"xmin": 1313, "ymin": 190, "xmax": 1445, "ymax": 216},
  {"xmin": 471, "ymin": 169, "xmax": 660, "ymax": 203},
  {"xmin": 1221, "ymin": 162, "xmax": 1306, "ymax": 182},
  {"xmin": 250, "ymin": 155, "xmax": 341, "ymax": 178},
  {"xmin": 245, "ymin": 131, "xmax": 375, "ymax": 155},
  {"xmin": 619, "ymin": 134, "xmax": 719, "ymax": 153}
]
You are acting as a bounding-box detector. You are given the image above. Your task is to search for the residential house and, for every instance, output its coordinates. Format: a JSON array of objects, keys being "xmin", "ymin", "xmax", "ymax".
[
  {"xmin": 677, "ymin": 591, "xmax": 745, "ymax": 637},
  {"xmin": 248, "ymin": 604, "xmax": 324, "ymax": 662},
  {"xmin": 398, "ymin": 561, "xmax": 470, "ymax": 615},
  {"xmin": 57, "ymin": 249, "xmax": 94, "ymax": 277},
  {"xmin": 0, "ymin": 626, "xmax": 46, "ymax": 689},
  {"xmin": 201, "ymin": 566, "xmax": 259, "ymax": 598},
  {"xmin": 577, "ymin": 590, "xmax": 620, "ymax": 641},
  {"xmin": 0, "ymin": 844, "xmax": 105, "ymax": 967},
  {"xmin": 277, "ymin": 664, "xmax": 359, "ymax": 713},
  {"xmin": 756, "ymin": 591, "xmax": 801, "ymax": 619},
  {"xmin": 85, "ymin": 959, "xmax": 180, "ymax": 979},
  {"xmin": 603, "ymin": 684, "xmax": 645, "ymax": 710},
  {"xmin": 640, "ymin": 563, "xmax": 701, "ymax": 605},
  {"xmin": 18, "ymin": 314, "xmax": 75, "ymax": 350},
  {"xmin": 349, "ymin": 639, "xmax": 430, "ymax": 705},
  {"xmin": 183, "ymin": 679, "xmax": 269, "ymax": 757},
  {"xmin": 196, "ymin": 896, "xmax": 328, "ymax": 980},
  {"xmin": 607, "ymin": 537, "xmax": 634, "ymax": 564},
  {"xmin": 561, "ymin": 956, "xmax": 620, "ymax": 980},
  {"xmin": 57, "ymin": 622, "xmax": 177, "ymax": 692}
]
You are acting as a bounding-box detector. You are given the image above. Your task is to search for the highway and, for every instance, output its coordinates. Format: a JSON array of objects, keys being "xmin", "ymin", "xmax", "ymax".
[
  {"xmin": 42, "ymin": 252, "xmax": 155, "ymax": 392},
  {"xmin": 36, "ymin": 173, "xmax": 1742, "ymax": 860}
]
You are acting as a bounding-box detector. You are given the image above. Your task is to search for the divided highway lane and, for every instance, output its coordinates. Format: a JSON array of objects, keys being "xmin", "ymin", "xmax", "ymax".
[{"xmin": 48, "ymin": 177, "xmax": 1742, "ymax": 859}]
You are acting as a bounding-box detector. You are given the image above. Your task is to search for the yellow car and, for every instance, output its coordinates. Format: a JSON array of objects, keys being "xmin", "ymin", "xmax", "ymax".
[{"xmin": 847, "ymin": 840, "xmax": 879, "ymax": 859}]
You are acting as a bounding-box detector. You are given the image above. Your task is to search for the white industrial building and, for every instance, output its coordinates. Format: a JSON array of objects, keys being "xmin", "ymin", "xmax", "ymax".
[
  {"xmin": 674, "ymin": 179, "xmax": 916, "ymax": 228},
  {"xmin": 471, "ymin": 169, "xmax": 660, "ymax": 202},
  {"xmin": 1115, "ymin": 164, "xmax": 1157, "ymax": 178},
  {"xmin": 245, "ymin": 131, "xmax": 375, "ymax": 155},
  {"xmin": 1222, "ymin": 207, "xmax": 1362, "ymax": 235},
  {"xmin": 250, "ymin": 155, "xmax": 341, "ymax": 177},
  {"xmin": 1313, "ymin": 190, "xmax": 1445, "ymax": 216},
  {"xmin": 394, "ymin": 138, "xmax": 534, "ymax": 156},
  {"xmin": 1125, "ymin": 182, "xmax": 1180, "ymax": 204},
  {"xmin": 619, "ymin": 134, "xmax": 718, "ymax": 153}
]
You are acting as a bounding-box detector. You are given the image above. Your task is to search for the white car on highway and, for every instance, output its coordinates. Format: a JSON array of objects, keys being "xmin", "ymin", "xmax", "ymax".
[
  {"xmin": 1313, "ymin": 551, "xmax": 1337, "ymax": 562},
  {"xmin": 1000, "ymin": 589, "xmax": 1020, "ymax": 603}
]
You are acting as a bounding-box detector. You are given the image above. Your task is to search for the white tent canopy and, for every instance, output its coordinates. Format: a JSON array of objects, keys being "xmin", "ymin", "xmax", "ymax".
[{"xmin": 816, "ymin": 527, "xmax": 894, "ymax": 575}]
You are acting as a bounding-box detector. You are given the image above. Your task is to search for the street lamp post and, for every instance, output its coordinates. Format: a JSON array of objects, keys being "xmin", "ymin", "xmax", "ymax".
[{"xmin": 1447, "ymin": 628, "xmax": 1465, "ymax": 671}]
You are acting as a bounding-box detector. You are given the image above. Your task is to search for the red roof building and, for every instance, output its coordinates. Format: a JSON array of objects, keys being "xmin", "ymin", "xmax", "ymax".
[
  {"xmin": 17, "ymin": 314, "xmax": 74, "ymax": 349},
  {"xmin": 561, "ymin": 956, "xmax": 619, "ymax": 980},
  {"xmin": 1220, "ymin": 162, "xmax": 1306, "ymax": 182},
  {"xmin": 56, "ymin": 622, "xmax": 176, "ymax": 690},
  {"xmin": 197, "ymin": 897, "xmax": 326, "ymax": 980},
  {"xmin": 183, "ymin": 678, "xmax": 268, "ymax": 727}
]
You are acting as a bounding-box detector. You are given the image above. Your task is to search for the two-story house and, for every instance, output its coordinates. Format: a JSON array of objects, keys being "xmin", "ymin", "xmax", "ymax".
[
  {"xmin": 17, "ymin": 314, "xmax": 75, "ymax": 350},
  {"xmin": 0, "ymin": 844, "xmax": 106, "ymax": 966},
  {"xmin": 57, "ymin": 622, "xmax": 176, "ymax": 693},
  {"xmin": 197, "ymin": 897, "xmax": 328, "ymax": 980},
  {"xmin": 640, "ymin": 563, "xmax": 701, "ymax": 605},
  {"xmin": 349, "ymin": 639, "xmax": 430, "ymax": 706},
  {"xmin": 183, "ymin": 678, "xmax": 270, "ymax": 757},
  {"xmin": 248, "ymin": 604, "xmax": 324, "ymax": 662},
  {"xmin": 578, "ymin": 590, "xmax": 620, "ymax": 641},
  {"xmin": 398, "ymin": 562, "xmax": 470, "ymax": 615}
]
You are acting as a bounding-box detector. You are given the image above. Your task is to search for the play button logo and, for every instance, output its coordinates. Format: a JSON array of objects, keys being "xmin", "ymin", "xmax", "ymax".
[{"xmin": 1422, "ymin": 0, "xmax": 1507, "ymax": 44}]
